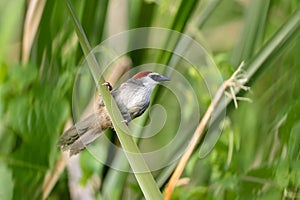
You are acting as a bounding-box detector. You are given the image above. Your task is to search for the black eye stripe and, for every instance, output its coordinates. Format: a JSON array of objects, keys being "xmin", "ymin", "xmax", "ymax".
[{"xmin": 149, "ymin": 74, "xmax": 160, "ymax": 81}]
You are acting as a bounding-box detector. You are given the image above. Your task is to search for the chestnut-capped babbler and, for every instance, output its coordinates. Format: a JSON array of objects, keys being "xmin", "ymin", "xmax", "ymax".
[{"xmin": 57, "ymin": 71, "xmax": 170, "ymax": 156}]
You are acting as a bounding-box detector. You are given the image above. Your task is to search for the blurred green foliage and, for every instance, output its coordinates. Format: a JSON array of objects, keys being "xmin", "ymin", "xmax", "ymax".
[{"xmin": 0, "ymin": 0, "xmax": 300, "ymax": 199}]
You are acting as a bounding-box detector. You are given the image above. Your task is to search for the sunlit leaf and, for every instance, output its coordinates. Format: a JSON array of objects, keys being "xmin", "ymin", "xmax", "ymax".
[{"xmin": 0, "ymin": 163, "xmax": 13, "ymax": 200}]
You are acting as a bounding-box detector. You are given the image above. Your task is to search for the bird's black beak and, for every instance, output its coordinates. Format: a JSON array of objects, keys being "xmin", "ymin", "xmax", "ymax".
[{"xmin": 149, "ymin": 73, "xmax": 170, "ymax": 82}]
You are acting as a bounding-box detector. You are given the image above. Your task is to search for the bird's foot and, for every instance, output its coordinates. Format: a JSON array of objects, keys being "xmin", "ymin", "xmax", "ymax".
[
  {"xmin": 121, "ymin": 119, "xmax": 129, "ymax": 125},
  {"xmin": 102, "ymin": 81, "xmax": 113, "ymax": 91}
]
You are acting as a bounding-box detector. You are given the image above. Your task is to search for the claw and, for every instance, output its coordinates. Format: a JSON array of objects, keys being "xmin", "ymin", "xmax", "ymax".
[
  {"xmin": 102, "ymin": 81, "xmax": 113, "ymax": 91},
  {"xmin": 121, "ymin": 119, "xmax": 129, "ymax": 125}
]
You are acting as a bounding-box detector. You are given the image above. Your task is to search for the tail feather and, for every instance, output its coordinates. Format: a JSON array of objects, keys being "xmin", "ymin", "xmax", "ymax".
[
  {"xmin": 68, "ymin": 127, "xmax": 101, "ymax": 156},
  {"xmin": 58, "ymin": 115, "xmax": 94, "ymax": 144},
  {"xmin": 57, "ymin": 114, "xmax": 104, "ymax": 155},
  {"xmin": 58, "ymin": 104, "xmax": 112, "ymax": 156}
]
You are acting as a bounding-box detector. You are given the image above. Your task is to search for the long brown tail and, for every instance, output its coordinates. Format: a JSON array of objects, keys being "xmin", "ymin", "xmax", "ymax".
[{"xmin": 57, "ymin": 112, "xmax": 111, "ymax": 156}]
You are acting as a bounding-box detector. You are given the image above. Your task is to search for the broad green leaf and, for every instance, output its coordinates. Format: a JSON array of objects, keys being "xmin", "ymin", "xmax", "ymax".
[
  {"xmin": 1, "ymin": 64, "xmax": 70, "ymax": 199},
  {"xmin": 278, "ymin": 101, "xmax": 300, "ymax": 154}
]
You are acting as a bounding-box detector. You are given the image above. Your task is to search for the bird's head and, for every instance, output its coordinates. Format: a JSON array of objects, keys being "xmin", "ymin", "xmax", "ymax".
[{"xmin": 132, "ymin": 71, "xmax": 170, "ymax": 86}]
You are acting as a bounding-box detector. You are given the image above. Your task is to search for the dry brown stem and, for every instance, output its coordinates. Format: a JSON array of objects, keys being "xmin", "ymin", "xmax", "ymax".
[{"xmin": 164, "ymin": 62, "xmax": 250, "ymax": 200}]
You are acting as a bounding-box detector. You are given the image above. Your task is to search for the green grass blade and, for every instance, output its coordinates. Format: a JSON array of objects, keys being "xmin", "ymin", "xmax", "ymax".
[
  {"xmin": 245, "ymin": 5, "xmax": 300, "ymax": 83},
  {"xmin": 231, "ymin": 0, "xmax": 270, "ymax": 66},
  {"xmin": 65, "ymin": 0, "xmax": 163, "ymax": 199},
  {"xmin": 196, "ymin": 0, "xmax": 222, "ymax": 29},
  {"xmin": 156, "ymin": 0, "xmax": 199, "ymax": 65}
]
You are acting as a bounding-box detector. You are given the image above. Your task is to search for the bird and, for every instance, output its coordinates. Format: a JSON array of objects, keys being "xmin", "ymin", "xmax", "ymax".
[{"xmin": 57, "ymin": 71, "xmax": 170, "ymax": 156}]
